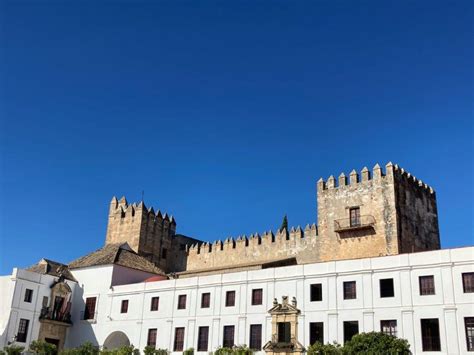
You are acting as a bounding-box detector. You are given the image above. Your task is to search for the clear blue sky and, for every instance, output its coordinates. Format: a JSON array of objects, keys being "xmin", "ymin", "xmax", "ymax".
[{"xmin": 0, "ymin": 1, "xmax": 473, "ymax": 274}]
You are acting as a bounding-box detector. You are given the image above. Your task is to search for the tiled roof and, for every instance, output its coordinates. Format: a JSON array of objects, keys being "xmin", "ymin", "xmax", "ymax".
[
  {"xmin": 68, "ymin": 243, "xmax": 165, "ymax": 275},
  {"xmin": 27, "ymin": 258, "xmax": 77, "ymax": 282}
]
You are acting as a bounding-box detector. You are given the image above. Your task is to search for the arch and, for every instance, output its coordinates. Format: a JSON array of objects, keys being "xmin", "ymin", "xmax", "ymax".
[{"xmin": 103, "ymin": 331, "xmax": 130, "ymax": 349}]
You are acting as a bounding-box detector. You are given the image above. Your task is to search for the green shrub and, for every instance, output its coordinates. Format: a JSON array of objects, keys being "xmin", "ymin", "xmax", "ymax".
[
  {"xmin": 142, "ymin": 347, "xmax": 168, "ymax": 355},
  {"xmin": 100, "ymin": 345, "xmax": 140, "ymax": 355},
  {"xmin": 343, "ymin": 332, "xmax": 410, "ymax": 354},
  {"xmin": 307, "ymin": 341, "xmax": 343, "ymax": 355},
  {"xmin": 60, "ymin": 341, "xmax": 100, "ymax": 355},
  {"xmin": 3, "ymin": 345, "xmax": 24, "ymax": 355},
  {"xmin": 30, "ymin": 340, "xmax": 57, "ymax": 355},
  {"xmin": 213, "ymin": 347, "xmax": 234, "ymax": 355},
  {"xmin": 232, "ymin": 345, "xmax": 253, "ymax": 355},
  {"xmin": 183, "ymin": 348, "xmax": 194, "ymax": 355}
]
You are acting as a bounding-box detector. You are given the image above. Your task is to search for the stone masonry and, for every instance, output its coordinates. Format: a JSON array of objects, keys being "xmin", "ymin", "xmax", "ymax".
[{"xmin": 104, "ymin": 162, "xmax": 440, "ymax": 273}]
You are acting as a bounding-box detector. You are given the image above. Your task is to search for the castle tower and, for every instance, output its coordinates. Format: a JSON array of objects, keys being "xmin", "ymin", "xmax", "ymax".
[{"xmin": 316, "ymin": 163, "xmax": 440, "ymax": 262}]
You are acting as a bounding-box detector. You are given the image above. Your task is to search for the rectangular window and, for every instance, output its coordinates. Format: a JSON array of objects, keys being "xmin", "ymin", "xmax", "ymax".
[
  {"xmin": 225, "ymin": 291, "xmax": 236, "ymax": 307},
  {"xmin": 162, "ymin": 248, "xmax": 167, "ymax": 259},
  {"xmin": 249, "ymin": 324, "xmax": 262, "ymax": 351},
  {"xmin": 24, "ymin": 289, "xmax": 33, "ymax": 303},
  {"xmin": 16, "ymin": 318, "xmax": 29, "ymax": 343},
  {"xmin": 84, "ymin": 297, "xmax": 97, "ymax": 320},
  {"xmin": 381, "ymin": 320, "xmax": 397, "ymax": 337},
  {"xmin": 310, "ymin": 283, "xmax": 322, "ymax": 302},
  {"xmin": 349, "ymin": 207, "xmax": 361, "ymax": 227},
  {"xmin": 120, "ymin": 300, "xmax": 129, "ymax": 313},
  {"xmin": 343, "ymin": 321, "xmax": 359, "ymax": 343},
  {"xmin": 197, "ymin": 326, "xmax": 209, "ymax": 352},
  {"xmin": 223, "ymin": 325, "xmax": 235, "ymax": 348},
  {"xmin": 380, "ymin": 278, "xmax": 395, "ymax": 298},
  {"xmin": 463, "ymin": 273, "xmax": 474, "ymax": 293},
  {"xmin": 421, "ymin": 318, "xmax": 441, "ymax": 351},
  {"xmin": 277, "ymin": 322, "xmax": 291, "ymax": 343},
  {"xmin": 419, "ymin": 275, "xmax": 435, "ymax": 295},
  {"xmin": 309, "ymin": 322, "xmax": 324, "ymax": 345},
  {"xmin": 150, "ymin": 297, "xmax": 159, "ymax": 311},
  {"xmin": 465, "ymin": 317, "xmax": 474, "ymax": 351},
  {"xmin": 251, "ymin": 289, "xmax": 263, "ymax": 305},
  {"xmin": 42, "ymin": 296, "xmax": 49, "ymax": 308},
  {"xmin": 147, "ymin": 328, "xmax": 157, "ymax": 347},
  {"xmin": 178, "ymin": 295, "xmax": 187, "ymax": 309},
  {"xmin": 343, "ymin": 281, "xmax": 356, "ymax": 300},
  {"xmin": 201, "ymin": 292, "xmax": 211, "ymax": 308},
  {"xmin": 173, "ymin": 327, "xmax": 185, "ymax": 352}
]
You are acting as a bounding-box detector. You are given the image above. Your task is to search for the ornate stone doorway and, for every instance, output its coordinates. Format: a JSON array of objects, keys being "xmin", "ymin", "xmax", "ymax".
[{"xmin": 263, "ymin": 296, "xmax": 304, "ymax": 355}]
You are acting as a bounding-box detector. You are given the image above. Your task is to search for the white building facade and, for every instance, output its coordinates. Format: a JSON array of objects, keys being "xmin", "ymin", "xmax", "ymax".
[{"xmin": 64, "ymin": 246, "xmax": 474, "ymax": 354}]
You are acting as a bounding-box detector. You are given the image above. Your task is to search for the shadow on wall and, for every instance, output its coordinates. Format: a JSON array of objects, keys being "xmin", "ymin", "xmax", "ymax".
[{"xmin": 66, "ymin": 285, "xmax": 98, "ymax": 349}]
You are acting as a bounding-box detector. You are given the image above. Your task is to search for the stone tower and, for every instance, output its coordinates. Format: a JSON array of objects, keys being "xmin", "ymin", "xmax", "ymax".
[{"xmin": 316, "ymin": 162, "xmax": 440, "ymax": 262}]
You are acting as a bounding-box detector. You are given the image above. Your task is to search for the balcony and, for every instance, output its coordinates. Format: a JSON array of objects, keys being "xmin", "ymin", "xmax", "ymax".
[
  {"xmin": 334, "ymin": 215, "xmax": 376, "ymax": 233},
  {"xmin": 39, "ymin": 306, "xmax": 72, "ymax": 325}
]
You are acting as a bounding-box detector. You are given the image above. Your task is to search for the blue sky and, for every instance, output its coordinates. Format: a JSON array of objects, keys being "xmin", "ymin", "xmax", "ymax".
[{"xmin": 0, "ymin": 1, "xmax": 472, "ymax": 274}]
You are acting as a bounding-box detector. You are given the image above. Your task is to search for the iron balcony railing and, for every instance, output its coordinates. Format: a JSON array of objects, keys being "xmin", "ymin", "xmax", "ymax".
[
  {"xmin": 334, "ymin": 215, "xmax": 376, "ymax": 232},
  {"xmin": 39, "ymin": 306, "xmax": 73, "ymax": 324}
]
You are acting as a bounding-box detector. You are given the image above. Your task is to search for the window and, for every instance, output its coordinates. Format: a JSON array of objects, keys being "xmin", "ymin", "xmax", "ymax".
[
  {"xmin": 421, "ymin": 318, "xmax": 441, "ymax": 351},
  {"xmin": 419, "ymin": 275, "xmax": 435, "ymax": 295},
  {"xmin": 201, "ymin": 293, "xmax": 210, "ymax": 308},
  {"xmin": 249, "ymin": 324, "xmax": 262, "ymax": 350},
  {"xmin": 310, "ymin": 284, "xmax": 322, "ymax": 302},
  {"xmin": 121, "ymin": 300, "xmax": 129, "ymax": 313},
  {"xmin": 197, "ymin": 326, "xmax": 209, "ymax": 351},
  {"xmin": 463, "ymin": 273, "xmax": 474, "ymax": 293},
  {"xmin": 465, "ymin": 317, "xmax": 474, "ymax": 351},
  {"xmin": 381, "ymin": 320, "xmax": 397, "ymax": 336},
  {"xmin": 343, "ymin": 321, "xmax": 359, "ymax": 343},
  {"xmin": 84, "ymin": 297, "xmax": 97, "ymax": 320},
  {"xmin": 162, "ymin": 248, "xmax": 167, "ymax": 259},
  {"xmin": 24, "ymin": 289, "xmax": 33, "ymax": 303},
  {"xmin": 42, "ymin": 296, "xmax": 49, "ymax": 308},
  {"xmin": 178, "ymin": 295, "xmax": 186, "ymax": 309},
  {"xmin": 223, "ymin": 326, "xmax": 235, "ymax": 348},
  {"xmin": 343, "ymin": 281, "xmax": 356, "ymax": 300},
  {"xmin": 173, "ymin": 327, "xmax": 185, "ymax": 352},
  {"xmin": 16, "ymin": 319, "xmax": 29, "ymax": 343},
  {"xmin": 150, "ymin": 296, "xmax": 159, "ymax": 311},
  {"xmin": 349, "ymin": 207, "xmax": 361, "ymax": 227},
  {"xmin": 251, "ymin": 289, "xmax": 263, "ymax": 305},
  {"xmin": 309, "ymin": 322, "xmax": 324, "ymax": 345},
  {"xmin": 225, "ymin": 291, "xmax": 236, "ymax": 307},
  {"xmin": 147, "ymin": 328, "xmax": 157, "ymax": 347},
  {"xmin": 278, "ymin": 322, "xmax": 291, "ymax": 343},
  {"xmin": 380, "ymin": 278, "xmax": 394, "ymax": 298}
]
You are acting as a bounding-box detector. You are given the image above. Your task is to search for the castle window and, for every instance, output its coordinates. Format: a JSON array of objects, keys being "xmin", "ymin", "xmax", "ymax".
[
  {"xmin": 251, "ymin": 289, "xmax": 263, "ymax": 305},
  {"xmin": 343, "ymin": 281, "xmax": 356, "ymax": 300},
  {"xmin": 83, "ymin": 297, "xmax": 97, "ymax": 320},
  {"xmin": 381, "ymin": 320, "xmax": 397, "ymax": 336},
  {"xmin": 277, "ymin": 322, "xmax": 291, "ymax": 343},
  {"xmin": 173, "ymin": 327, "xmax": 185, "ymax": 351},
  {"xmin": 201, "ymin": 293, "xmax": 210, "ymax": 308},
  {"xmin": 349, "ymin": 207, "xmax": 361, "ymax": 227},
  {"xmin": 465, "ymin": 317, "xmax": 474, "ymax": 351},
  {"xmin": 421, "ymin": 318, "xmax": 441, "ymax": 351},
  {"xmin": 380, "ymin": 278, "xmax": 395, "ymax": 298},
  {"xmin": 223, "ymin": 325, "xmax": 235, "ymax": 348},
  {"xmin": 249, "ymin": 324, "xmax": 262, "ymax": 350},
  {"xmin": 225, "ymin": 291, "xmax": 236, "ymax": 307},
  {"xmin": 462, "ymin": 273, "xmax": 474, "ymax": 293},
  {"xmin": 343, "ymin": 321, "xmax": 359, "ymax": 343},
  {"xmin": 24, "ymin": 289, "xmax": 33, "ymax": 303},
  {"xmin": 310, "ymin": 283, "xmax": 322, "ymax": 302},
  {"xmin": 197, "ymin": 326, "xmax": 209, "ymax": 351},
  {"xmin": 178, "ymin": 295, "xmax": 186, "ymax": 309},
  {"xmin": 150, "ymin": 297, "xmax": 159, "ymax": 311},
  {"xmin": 147, "ymin": 328, "xmax": 157, "ymax": 347},
  {"xmin": 161, "ymin": 248, "xmax": 167, "ymax": 259},
  {"xmin": 16, "ymin": 318, "xmax": 29, "ymax": 343},
  {"xmin": 120, "ymin": 300, "xmax": 129, "ymax": 313},
  {"xmin": 309, "ymin": 322, "xmax": 324, "ymax": 345},
  {"xmin": 419, "ymin": 275, "xmax": 435, "ymax": 295}
]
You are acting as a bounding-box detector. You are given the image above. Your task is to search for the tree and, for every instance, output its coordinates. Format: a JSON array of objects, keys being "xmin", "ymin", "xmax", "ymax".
[
  {"xmin": 306, "ymin": 341, "xmax": 342, "ymax": 355},
  {"xmin": 30, "ymin": 340, "xmax": 57, "ymax": 355},
  {"xmin": 2, "ymin": 346, "xmax": 24, "ymax": 355},
  {"xmin": 343, "ymin": 332, "xmax": 410, "ymax": 354},
  {"xmin": 59, "ymin": 341, "xmax": 100, "ymax": 355},
  {"xmin": 279, "ymin": 215, "xmax": 288, "ymax": 232}
]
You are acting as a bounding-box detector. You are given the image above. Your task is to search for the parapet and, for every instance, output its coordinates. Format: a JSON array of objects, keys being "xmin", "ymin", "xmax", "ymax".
[
  {"xmin": 317, "ymin": 162, "xmax": 435, "ymax": 195},
  {"xmin": 109, "ymin": 196, "xmax": 176, "ymax": 225}
]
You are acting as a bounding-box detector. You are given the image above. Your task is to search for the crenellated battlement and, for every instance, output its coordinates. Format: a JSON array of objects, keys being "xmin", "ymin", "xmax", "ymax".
[{"xmin": 109, "ymin": 196, "xmax": 177, "ymax": 225}]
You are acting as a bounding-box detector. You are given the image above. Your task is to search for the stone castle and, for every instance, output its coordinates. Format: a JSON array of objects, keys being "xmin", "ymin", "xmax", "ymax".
[{"xmin": 105, "ymin": 162, "xmax": 440, "ymax": 275}]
